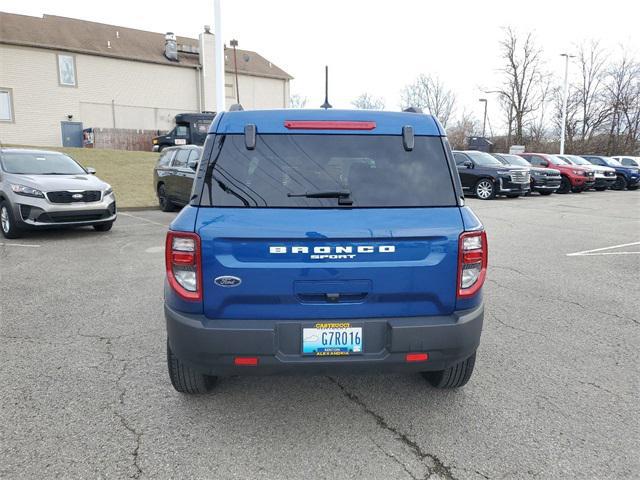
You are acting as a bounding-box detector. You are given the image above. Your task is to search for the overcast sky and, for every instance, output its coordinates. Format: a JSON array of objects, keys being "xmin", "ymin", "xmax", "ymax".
[{"xmin": 3, "ymin": 0, "xmax": 639, "ymax": 131}]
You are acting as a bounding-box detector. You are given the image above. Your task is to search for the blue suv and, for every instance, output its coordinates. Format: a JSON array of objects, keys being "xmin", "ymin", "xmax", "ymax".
[
  {"xmin": 582, "ymin": 155, "xmax": 640, "ymax": 190},
  {"xmin": 164, "ymin": 109, "xmax": 487, "ymax": 393}
]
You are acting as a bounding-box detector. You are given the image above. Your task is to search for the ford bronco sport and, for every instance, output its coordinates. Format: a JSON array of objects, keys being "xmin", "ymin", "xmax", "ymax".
[{"xmin": 164, "ymin": 109, "xmax": 487, "ymax": 394}]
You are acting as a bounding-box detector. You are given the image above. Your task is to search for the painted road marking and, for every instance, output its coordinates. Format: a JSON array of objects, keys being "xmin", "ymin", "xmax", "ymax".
[
  {"xmin": 0, "ymin": 242, "xmax": 41, "ymax": 248},
  {"xmin": 567, "ymin": 241, "xmax": 640, "ymax": 257},
  {"xmin": 119, "ymin": 212, "xmax": 169, "ymax": 227}
]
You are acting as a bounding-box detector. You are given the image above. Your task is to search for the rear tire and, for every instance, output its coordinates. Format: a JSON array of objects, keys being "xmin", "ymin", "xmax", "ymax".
[
  {"xmin": 0, "ymin": 201, "xmax": 23, "ymax": 239},
  {"xmin": 595, "ymin": 187, "xmax": 607, "ymax": 191},
  {"xmin": 557, "ymin": 176, "xmax": 572, "ymax": 194},
  {"xmin": 474, "ymin": 179, "xmax": 496, "ymax": 200},
  {"xmin": 571, "ymin": 187, "xmax": 583, "ymax": 193},
  {"xmin": 539, "ymin": 191, "xmax": 553, "ymax": 196},
  {"xmin": 93, "ymin": 222, "xmax": 113, "ymax": 232},
  {"xmin": 167, "ymin": 339, "xmax": 216, "ymax": 394},
  {"xmin": 422, "ymin": 352, "xmax": 476, "ymax": 389},
  {"xmin": 612, "ymin": 175, "xmax": 627, "ymax": 191},
  {"xmin": 158, "ymin": 184, "xmax": 175, "ymax": 212}
]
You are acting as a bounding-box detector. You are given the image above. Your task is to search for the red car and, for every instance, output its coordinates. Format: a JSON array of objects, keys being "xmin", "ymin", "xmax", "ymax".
[{"xmin": 519, "ymin": 153, "xmax": 595, "ymax": 193}]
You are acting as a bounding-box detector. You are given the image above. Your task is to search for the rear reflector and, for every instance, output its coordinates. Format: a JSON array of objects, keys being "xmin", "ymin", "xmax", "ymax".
[
  {"xmin": 405, "ymin": 353, "xmax": 429, "ymax": 363},
  {"xmin": 284, "ymin": 120, "xmax": 376, "ymax": 130},
  {"xmin": 234, "ymin": 356, "xmax": 259, "ymax": 366}
]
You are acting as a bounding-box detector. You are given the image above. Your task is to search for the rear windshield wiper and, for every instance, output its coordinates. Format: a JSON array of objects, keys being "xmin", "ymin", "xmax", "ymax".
[{"xmin": 287, "ymin": 190, "xmax": 353, "ymax": 205}]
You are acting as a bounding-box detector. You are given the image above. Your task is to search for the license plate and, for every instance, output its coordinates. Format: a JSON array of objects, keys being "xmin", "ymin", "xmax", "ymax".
[{"xmin": 302, "ymin": 323, "xmax": 363, "ymax": 356}]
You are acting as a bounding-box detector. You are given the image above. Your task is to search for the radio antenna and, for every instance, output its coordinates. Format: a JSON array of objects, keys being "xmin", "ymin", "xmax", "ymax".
[{"xmin": 320, "ymin": 65, "xmax": 332, "ymax": 109}]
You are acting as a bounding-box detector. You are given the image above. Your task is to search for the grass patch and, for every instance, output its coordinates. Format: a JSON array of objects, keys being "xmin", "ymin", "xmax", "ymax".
[{"xmin": 8, "ymin": 146, "xmax": 159, "ymax": 209}]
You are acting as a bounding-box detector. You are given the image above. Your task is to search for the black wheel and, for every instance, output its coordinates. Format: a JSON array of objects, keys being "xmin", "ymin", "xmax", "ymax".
[
  {"xmin": 595, "ymin": 187, "xmax": 607, "ymax": 191},
  {"xmin": 167, "ymin": 339, "xmax": 216, "ymax": 394},
  {"xmin": 571, "ymin": 187, "xmax": 583, "ymax": 193},
  {"xmin": 628, "ymin": 185, "xmax": 639, "ymax": 191},
  {"xmin": 422, "ymin": 352, "xmax": 476, "ymax": 389},
  {"xmin": 0, "ymin": 201, "xmax": 22, "ymax": 239},
  {"xmin": 93, "ymin": 222, "xmax": 113, "ymax": 232},
  {"xmin": 506, "ymin": 194, "xmax": 520, "ymax": 198},
  {"xmin": 539, "ymin": 191, "xmax": 553, "ymax": 196},
  {"xmin": 474, "ymin": 179, "xmax": 496, "ymax": 200},
  {"xmin": 158, "ymin": 184, "xmax": 175, "ymax": 212},
  {"xmin": 612, "ymin": 175, "xmax": 627, "ymax": 191},
  {"xmin": 557, "ymin": 176, "xmax": 572, "ymax": 194}
]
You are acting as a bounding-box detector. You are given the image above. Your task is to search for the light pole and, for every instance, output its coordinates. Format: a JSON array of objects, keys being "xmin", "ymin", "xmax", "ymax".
[
  {"xmin": 230, "ymin": 39, "xmax": 240, "ymax": 104},
  {"xmin": 213, "ymin": 0, "xmax": 225, "ymax": 112},
  {"xmin": 479, "ymin": 98, "xmax": 488, "ymax": 138},
  {"xmin": 559, "ymin": 53, "xmax": 575, "ymax": 154}
]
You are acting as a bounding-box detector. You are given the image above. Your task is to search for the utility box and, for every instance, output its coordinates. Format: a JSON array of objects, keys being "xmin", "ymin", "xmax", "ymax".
[
  {"xmin": 509, "ymin": 145, "xmax": 526, "ymax": 154},
  {"xmin": 467, "ymin": 136, "xmax": 493, "ymax": 152}
]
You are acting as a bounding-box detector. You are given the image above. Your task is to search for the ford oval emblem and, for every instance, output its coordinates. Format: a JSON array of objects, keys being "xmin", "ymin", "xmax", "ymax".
[
  {"xmin": 214, "ymin": 276, "xmax": 242, "ymax": 287},
  {"xmin": 72, "ymin": 193, "xmax": 83, "ymax": 200}
]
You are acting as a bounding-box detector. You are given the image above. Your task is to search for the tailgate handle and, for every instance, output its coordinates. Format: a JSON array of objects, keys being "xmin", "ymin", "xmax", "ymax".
[
  {"xmin": 326, "ymin": 293, "xmax": 340, "ymax": 303},
  {"xmin": 297, "ymin": 292, "xmax": 368, "ymax": 303}
]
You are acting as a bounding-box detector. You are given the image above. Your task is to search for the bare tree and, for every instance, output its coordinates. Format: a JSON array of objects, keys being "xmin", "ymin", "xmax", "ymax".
[
  {"xmin": 494, "ymin": 28, "xmax": 546, "ymax": 145},
  {"xmin": 289, "ymin": 94, "xmax": 308, "ymax": 109},
  {"xmin": 575, "ymin": 40, "xmax": 609, "ymax": 141},
  {"xmin": 351, "ymin": 92, "xmax": 385, "ymax": 110},
  {"xmin": 446, "ymin": 111, "xmax": 480, "ymax": 150},
  {"xmin": 400, "ymin": 74, "xmax": 456, "ymax": 127},
  {"xmin": 603, "ymin": 53, "xmax": 640, "ymax": 154}
]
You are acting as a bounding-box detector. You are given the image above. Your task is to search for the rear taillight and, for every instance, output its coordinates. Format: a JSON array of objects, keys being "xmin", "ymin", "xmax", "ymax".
[
  {"xmin": 457, "ymin": 231, "xmax": 488, "ymax": 298},
  {"xmin": 166, "ymin": 231, "xmax": 202, "ymax": 301}
]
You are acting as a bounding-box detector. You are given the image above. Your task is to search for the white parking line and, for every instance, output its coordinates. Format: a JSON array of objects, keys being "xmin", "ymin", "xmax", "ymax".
[
  {"xmin": 0, "ymin": 242, "xmax": 41, "ymax": 248},
  {"xmin": 567, "ymin": 241, "xmax": 640, "ymax": 257},
  {"xmin": 119, "ymin": 212, "xmax": 168, "ymax": 227}
]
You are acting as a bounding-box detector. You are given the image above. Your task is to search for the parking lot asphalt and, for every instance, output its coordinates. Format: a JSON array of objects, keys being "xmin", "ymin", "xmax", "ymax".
[{"xmin": 1, "ymin": 190, "xmax": 639, "ymax": 480}]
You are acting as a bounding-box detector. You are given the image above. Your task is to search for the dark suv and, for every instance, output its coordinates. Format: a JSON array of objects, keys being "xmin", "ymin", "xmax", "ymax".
[
  {"xmin": 153, "ymin": 145, "xmax": 202, "ymax": 211},
  {"xmin": 453, "ymin": 150, "xmax": 530, "ymax": 199},
  {"xmin": 492, "ymin": 153, "xmax": 561, "ymax": 195}
]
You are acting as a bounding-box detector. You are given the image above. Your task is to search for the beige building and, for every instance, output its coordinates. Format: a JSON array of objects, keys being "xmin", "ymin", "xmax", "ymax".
[{"xmin": 0, "ymin": 12, "xmax": 292, "ymax": 147}]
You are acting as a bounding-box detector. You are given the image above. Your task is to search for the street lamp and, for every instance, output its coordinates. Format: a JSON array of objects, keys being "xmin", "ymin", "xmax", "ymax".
[
  {"xmin": 478, "ymin": 98, "xmax": 488, "ymax": 138},
  {"xmin": 230, "ymin": 39, "xmax": 240, "ymax": 104},
  {"xmin": 559, "ymin": 53, "xmax": 575, "ymax": 154}
]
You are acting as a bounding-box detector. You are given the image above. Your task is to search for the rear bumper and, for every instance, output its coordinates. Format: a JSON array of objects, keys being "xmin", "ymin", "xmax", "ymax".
[{"xmin": 165, "ymin": 302, "xmax": 484, "ymax": 376}]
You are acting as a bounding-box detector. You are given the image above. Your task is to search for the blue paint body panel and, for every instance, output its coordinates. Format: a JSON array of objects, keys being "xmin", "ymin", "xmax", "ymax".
[{"xmin": 209, "ymin": 109, "xmax": 444, "ymax": 136}]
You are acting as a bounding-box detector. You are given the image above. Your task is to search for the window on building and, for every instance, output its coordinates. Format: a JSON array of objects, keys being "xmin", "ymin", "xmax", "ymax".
[
  {"xmin": 0, "ymin": 88, "xmax": 13, "ymax": 122},
  {"xmin": 57, "ymin": 54, "xmax": 77, "ymax": 86},
  {"xmin": 225, "ymin": 83, "xmax": 235, "ymax": 98}
]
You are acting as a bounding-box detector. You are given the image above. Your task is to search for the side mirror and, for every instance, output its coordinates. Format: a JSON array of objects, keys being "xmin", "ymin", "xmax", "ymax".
[
  {"xmin": 189, "ymin": 162, "xmax": 199, "ymax": 171},
  {"xmin": 86, "ymin": 167, "xmax": 96, "ymax": 174},
  {"xmin": 464, "ymin": 161, "xmax": 473, "ymax": 168}
]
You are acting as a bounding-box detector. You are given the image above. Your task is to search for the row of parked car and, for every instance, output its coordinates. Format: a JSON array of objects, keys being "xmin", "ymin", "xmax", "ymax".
[
  {"xmin": 152, "ymin": 146, "xmax": 640, "ymax": 210},
  {"xmin": 453, "ymin": 150, "xmax": 640, "ymax": 200}
]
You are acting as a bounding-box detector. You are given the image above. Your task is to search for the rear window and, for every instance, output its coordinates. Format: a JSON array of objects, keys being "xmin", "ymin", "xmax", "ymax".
[{"xmin": 201, "ymin": 134, "xmax": 456, "ymax": 208}]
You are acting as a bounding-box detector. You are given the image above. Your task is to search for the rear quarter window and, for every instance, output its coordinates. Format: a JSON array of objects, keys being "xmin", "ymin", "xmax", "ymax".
[{"xmin": 200, "ymin": 134, "xmax": 457, "ymax": 208}]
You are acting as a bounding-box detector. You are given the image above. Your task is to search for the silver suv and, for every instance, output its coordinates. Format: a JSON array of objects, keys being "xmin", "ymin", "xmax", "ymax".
[{"xmin": 0, "ymin": 148, "xmax": 116, "ymax": 238}]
